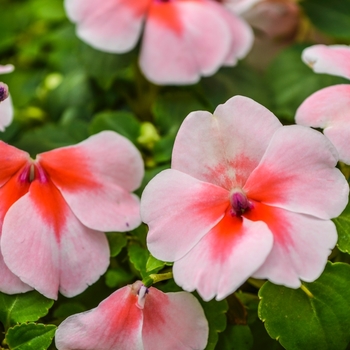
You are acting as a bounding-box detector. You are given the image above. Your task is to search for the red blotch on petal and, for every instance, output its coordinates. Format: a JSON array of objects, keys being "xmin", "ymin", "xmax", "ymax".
[
  {"xmin": 245, "ymin": 201, "xmax": 293, "ymax": 248},
  {"xmin": 149, "ymin": 2, "xmax": 183, "ymax": 34}
]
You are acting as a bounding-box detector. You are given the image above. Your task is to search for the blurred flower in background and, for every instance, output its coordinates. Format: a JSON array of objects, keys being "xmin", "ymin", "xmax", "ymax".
[
  {"xmin": 64, "ymin": 0, "xmax": 254, "ymax": 85},
  {"xmin": 0, "ymin": 64, "xmax": 14, "ymax": 131}
]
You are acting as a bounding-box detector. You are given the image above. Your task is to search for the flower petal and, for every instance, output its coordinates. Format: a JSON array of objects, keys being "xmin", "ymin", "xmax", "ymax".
[
  {"xmin": 0, "ymin": 95, "xmax": 13, "ymax": 131},
  {"xmin": 141, "ymin": 169, "xmax": 230, "ymax": 262},
  {"xmin": 172, "ymin": 96, "xmax": 282, "ymax": 189},
  {"xmin": 172, "ymin": 210, "xmax": 273, "ymax": 301},
  {"xmin": 55, "ymin": 285, "xmax": 143, "ymax": 350},
  {"xmin": 302, "ymin": 44, "xmax": 350, "ymax": 80},
  {"xmin": 0, "ymin": 64, "xmax": 14, "ymax": 74},
  {"xmin": 139, "ymin": 1, "xmax": 232, "ymax": 84},
  {"xmin": 2, "ymin": 178, "xmax": 109, "ymax": 299},
  {"xmin": 205, "ymin": 1, "xmax": 253, "ymax": 65},
  {"xmin": 142, "ymin": 288, "xmax": 209, "ymax": 350},
  {"xmin": 244, "ymin": 125, "xmax": 349, "ymax": 219},
  {"xmin": 295, "ymin": 84, "xmax": 350, "ymax": 164},
  {"xmin": 64, "ymin": 0, "xmax": 149, "ymax": 53},
  {"xmin": 245, "ymin": 202, "xmax": 337, "ymax": 287},
  {"xmin": 38, "ymin": 131, "xmax": 144, "ymax": 232},
  {"xmin": 0, "ymin": 251, "xmax": 32, "ymax": 294}
]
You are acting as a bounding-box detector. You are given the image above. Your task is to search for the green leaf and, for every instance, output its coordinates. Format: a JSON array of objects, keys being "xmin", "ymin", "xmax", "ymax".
[
  {"xmin": 259, "ymin": 262, "xmax": 350, "ymax": 350},
  {"xmin": 333, "ymin": 200, "xmax": 350, "ymax": 253},
  {"xmin": 53, "ymin": 302, "xmax": 86, "ymax": 320},
  {"xmin": 106, "ymin": 232, "xmax": 127, "ymax": 257},
  {"xmin": 105, "ymin": 268, "xmax": 134, "ymax": 288},
  {"xmin": 89, "ymin": 111, "xmax": 140, "ymax": 144},
  {"xmin": 266, "ymin": 44, "xmax": 348, "ymax": 122},
  {"xmin": 199, "ymin": 298, "xmax": 228, "ymax": 350},
  {"xmin": 301, "ymin": 0, "xmax": 350, "ymax": 39},
  {"xmin": 6, "ymin": 323, "xmax": 56, "ymax": 350},
  {"xmin": 152, "ymin": 92, "xmax": 206, "ymax": 136},
  {"xmin": 217, "ymin": 325, "xmax": 254, "ymax": 350},
  {"xmin": 79, "ymin": 42, "xmax": 135, "ymax": 89},
  {"xmin": 128, "ymin": 244, "xmax": 149, "ymax": 278},
  {"xmin": 0, "ymin": 291, "xmax": 54, "ymax": 329},
  {"xmin": 146, "ymin": 255, "xmax": 165, "ymax": 273},
  {"xmin": 200, "ymin": 63, "xmax": 272, "ymax": 112}
]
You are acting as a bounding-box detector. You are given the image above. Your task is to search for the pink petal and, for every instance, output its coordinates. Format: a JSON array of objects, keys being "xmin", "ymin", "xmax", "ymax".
[
  {"xmin": 64, "ymin": 0, "xmax": 149, "ymax": 53},
  {"xmin": 244, "ymin": 125, "xmax": 349, "ymax": 219},
  {"xmin": 172, "ymin": 210, "xmax": 273, "ymax": 301},
  {"xmin": 0, "ymin": 251, "xmax": 32, "ymax": 294},
  {"xmin": 0, "ymin": 64, "xmax": 14, "ymax": 74},
  {"xmin": 139, "ymin": 1, "xmax": 233, "ymax": 84},
  {"xmin": 2, "ymin": 178, "xmax": 109, "ymax": 299},
  {"xmin": 295, "ymin": 84, "xmax": 350, "ymax": 164},
  {"xmin": 142, "ymin": 288, "xmax": 209, "ymax": 350},
  {"xmin": 245, "ymin": 202, "xmax": 337, "ymax": 287},
  {"xmin": 55, "ymin": 284, "xmax": 143, "ymax": 350},
  {"xmin": 172, "ymin": 96, "xmax": 282, "ymax": 189},
  {"xmin": 141, "ymin": 169, "xmax": 230, "ymax": 262},
  {"xmin": 205, "ymin": 1, "xmax": 254, "ymax": 65},
  {"xmin": 38, "ymin": 131, "xmax": 144, "ymax": 232},
  {"xmin": 302, "ymin": 44, "xmax": 350, "ymax": 80}
]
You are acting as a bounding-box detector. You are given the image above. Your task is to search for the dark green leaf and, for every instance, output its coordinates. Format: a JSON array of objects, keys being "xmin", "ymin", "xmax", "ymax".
[
  {"xmin": 6, "ymin": 323, "xmax": 56, "ymax": 350},
  {"xmin": 334, "ymin": 200, "xmax": 350, "ymax": 253},
  {"xmin": 217, "ymin": 325, "xmax": 254, "ymax": 350},
  {"xmin": 301, "ymin": 0, "xmax": 350, "ymax": 39},
  {"xmin": 128, "ymin": 244, "xmax": 149, "ymax": 278},
  {"xmin": 259, "ymin": 262, "xmax": 350, "ymax": 350},
  {"xmin": 0, "ymin": 291, "xmax": 54, "ymax": 329},
  {"xmin": 107, "ymin": 232, "xmax": 128, "ymax": 257},
  {"xmin": 105, "ymin": 268, "xmax": 134, "ymax": 288},
  {"xmin": 199, "ymin": 298, "xmax": 228, "ymax": 350},
  {"xmin": 152, "ymin": 92, "xmax": 206, "ymax": 136},
  {"xmin": 89, "ymin": 111, "xmax": 140, "ymax": 144}
]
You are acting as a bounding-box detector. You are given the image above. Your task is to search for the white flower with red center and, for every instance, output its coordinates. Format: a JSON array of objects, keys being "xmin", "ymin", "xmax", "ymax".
[
  {"xmin": 0, "ymin": 64, "xmax": 15, "ymax": 132},
  {"xmin": 0, "ymin": 131, "xmax": 144, "ymax": 299},
  {"xmin": 64, "ymin": 0, "xmax": 253, "ymax": 85},
  {"xmin": 296, "ymin": 45, "xmax": 350, "ymax": 164},
  {"xmin": 141, "ymin": 96, "xmax": 349, "ymax": 301},
  {"xmin": 55, "ymin": 280, "xmax": 209, "ymax": 350}
]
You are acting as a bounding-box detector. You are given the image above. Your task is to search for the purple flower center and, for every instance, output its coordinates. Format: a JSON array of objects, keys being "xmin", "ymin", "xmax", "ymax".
[
  {"xmin": 0, "ymin": 82, "xmax": 9, "ymax": 102},
  {"xmin": 230, "ymin": 191, "xmax": 253, "ymax": 217}
]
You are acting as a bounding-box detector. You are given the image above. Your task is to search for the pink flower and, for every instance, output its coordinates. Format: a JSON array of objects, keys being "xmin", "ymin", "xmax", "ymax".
[
  {"xmin": 64, "ymin": 0, "xmax": 253, "ymax": 85},
  {"xmin": 296, "ymin": 45, "xmax": 350, "ymax": 164},
  {"xmin": 0, "ymin": 64, "xmax": 15, "ymax": 132},
  {"xmin": 55, "ymin": 280, "xmax": 209, "ymax": 350},
  {"xmin": 0, "ymin": 131, "xmax": 144, "ymax": 299},
  {"xmin": 141, "ymin": 96, "xmax": 349, "ymax": 301}
]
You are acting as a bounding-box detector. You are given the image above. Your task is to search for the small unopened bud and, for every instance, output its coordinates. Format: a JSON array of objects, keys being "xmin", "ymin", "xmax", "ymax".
[{"xmin": 0, "ymin": 82, "xmax": 9, "ymax": 102}]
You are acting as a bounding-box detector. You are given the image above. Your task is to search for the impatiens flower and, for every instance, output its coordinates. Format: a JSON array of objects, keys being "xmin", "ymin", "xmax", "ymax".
[
  {"xmin": 141, "ymin": 96, "xmax": 349, "ymax": 301},
  {"xmin": 0, "ymin": 131, "xmax": 144, "ymax": 299},
  {"xmin": 0, "ymin": 64, "xmax": 15, "ymax": 131},
  {"xmin": 64, "ymin": 0, "xmax": 253, "ymax": 85},
  {"xmin": 296, "ymin": 45, "xmax": 350, "ymax": 164},
  {"xmin": 55, "ymin": 280, "xmax": 209, "ymax": 350}
]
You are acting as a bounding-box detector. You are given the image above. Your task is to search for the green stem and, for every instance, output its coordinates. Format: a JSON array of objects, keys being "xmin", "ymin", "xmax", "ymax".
[
  {"xmin": 300, "ymin": 284, "xmax": 314, "ymax": 298},
  {"xmin": 143, "ymin": 272, "xmax": 173, "ymax": 287}
]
